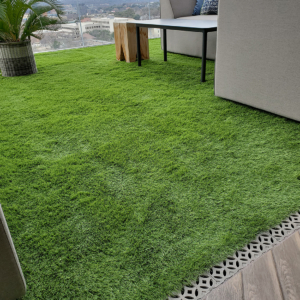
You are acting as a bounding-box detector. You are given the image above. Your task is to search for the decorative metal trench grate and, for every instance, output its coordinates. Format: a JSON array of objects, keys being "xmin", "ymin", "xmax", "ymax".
[{"xmin": 168, "ymin": 210, "xmax": 300, "ymax": 300}]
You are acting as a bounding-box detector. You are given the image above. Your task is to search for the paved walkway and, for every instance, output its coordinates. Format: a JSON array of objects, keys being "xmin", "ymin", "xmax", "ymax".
[{"xmin": 203, "ymin": 230, "xmax": 300, "ymax": 300}]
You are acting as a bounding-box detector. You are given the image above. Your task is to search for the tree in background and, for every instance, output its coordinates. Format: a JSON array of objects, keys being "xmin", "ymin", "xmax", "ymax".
[
  {"xmin": 52, "ymin": 39, "xmax": 61, "ymax": 49},
  {"xmin": 78, "ymin": 3, "xmax": 87, "ymax": 16},
  {"xmin": 89, "ymin": 30, "xmax": 114, "ymax": 42},
  {"xmin": 114, "ymin": 8, "xmax": 139, "ymax": 20}
]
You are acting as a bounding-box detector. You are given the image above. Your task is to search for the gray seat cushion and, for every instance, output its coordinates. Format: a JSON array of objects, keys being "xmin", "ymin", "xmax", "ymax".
[{"xmin": 0, "ymin": 205, "xmax": 26, "ymax": 300}]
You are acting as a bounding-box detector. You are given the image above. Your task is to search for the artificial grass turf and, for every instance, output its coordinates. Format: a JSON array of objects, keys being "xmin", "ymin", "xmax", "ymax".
[{"xmin": 0, "ymin": 39, "xmax": 300, "ymax": 299}]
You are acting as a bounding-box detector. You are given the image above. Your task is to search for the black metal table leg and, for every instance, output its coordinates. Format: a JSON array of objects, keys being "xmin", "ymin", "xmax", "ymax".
[
  {"xmin": 201, "ymin": 30, "xmax": 207, "ymax": 82},
  {"xmin": 136, "ymin": 25, "xmax": 141, "ymax": 66},
  {"xmin": 163, "ymin": 29, "xmax": 167, "ymax": 61}
]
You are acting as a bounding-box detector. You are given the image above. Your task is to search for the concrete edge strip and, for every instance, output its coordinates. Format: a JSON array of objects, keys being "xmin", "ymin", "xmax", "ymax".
[{"xmin": 168, "ymin": 209, "xmax": 300, "ymax": 300}]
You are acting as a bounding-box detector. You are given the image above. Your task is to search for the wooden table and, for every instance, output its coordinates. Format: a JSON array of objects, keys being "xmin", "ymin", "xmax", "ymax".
[
  {"xmin": 113, "ymin": 22, "xmax": 149, "ymax": 63},
  {"xmin": 130, "ymin": 19, "xmax": 218, "ymax": 82}
]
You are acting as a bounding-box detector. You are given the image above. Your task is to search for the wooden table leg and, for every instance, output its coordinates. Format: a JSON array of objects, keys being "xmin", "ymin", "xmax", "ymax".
[
  {"xmin": 139, "ymin": 27, "xmax": 149, "ymax": 61},
  {"xmin": 115, "ymin": 22, "xmax": 149, "ymax": 63},
  {"xmin": 114, "ymin": 23, "xmax": 125, "ymax": 61}
]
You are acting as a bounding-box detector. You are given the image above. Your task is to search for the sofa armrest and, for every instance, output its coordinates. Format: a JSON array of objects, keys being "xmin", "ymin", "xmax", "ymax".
[
  {"xmin": 160, "ymin": 0, "xmax": 175, "ymax": 19},
  {"xmin": 215, "ymin": 0, "xmax": 300, "ymax": 121}
]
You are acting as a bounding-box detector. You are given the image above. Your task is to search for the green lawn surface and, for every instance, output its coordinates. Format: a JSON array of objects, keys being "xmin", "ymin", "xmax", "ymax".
[{"xmin": 1, "ymin": 39, "xmax": 300, "ymax": 299}]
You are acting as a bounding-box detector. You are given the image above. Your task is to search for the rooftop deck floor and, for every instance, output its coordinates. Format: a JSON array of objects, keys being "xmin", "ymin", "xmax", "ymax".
[{"xmin": 204, "ymin": 230, "xmax": 300, "ymax": 300}]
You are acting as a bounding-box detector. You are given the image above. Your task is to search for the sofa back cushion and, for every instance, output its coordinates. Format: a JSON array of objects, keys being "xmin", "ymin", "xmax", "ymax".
[{"xmin": 170, "ymin": 0, "xmax": 196, "ymax": 18}]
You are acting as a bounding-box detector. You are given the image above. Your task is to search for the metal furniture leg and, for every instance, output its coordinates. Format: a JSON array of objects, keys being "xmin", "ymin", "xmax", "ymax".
[
  {"xmin": 201, "ymin": 30, "xmax": 207, "ymax": 82},
  {"xmin": 163, "ymin": 29, "xmax": 167, "ymax": 61},
  {"xmin": 136, "ymin": 26, "xmax": 141, "ymax": 66}
]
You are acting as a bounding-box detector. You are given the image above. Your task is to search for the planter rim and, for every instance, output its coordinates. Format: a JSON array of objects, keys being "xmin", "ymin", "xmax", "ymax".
[{"xmin": 0, "ymin": 40, "xmax": 31, "ymax": 46}]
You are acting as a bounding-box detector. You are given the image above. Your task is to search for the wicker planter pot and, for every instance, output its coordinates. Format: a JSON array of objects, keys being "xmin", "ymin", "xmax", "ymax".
[{"xmin": 0, "ymin": 40, "xmax": 37, "ymax": 77}]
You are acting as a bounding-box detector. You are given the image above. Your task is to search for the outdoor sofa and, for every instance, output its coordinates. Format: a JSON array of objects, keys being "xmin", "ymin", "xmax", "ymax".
[
  {"xmin": 215, "ymin": 0, "xmax": 300, "ymax": 122},
  {"xmin": 160, "ymin": 0, "xmax": 217, "ymax": 60}
]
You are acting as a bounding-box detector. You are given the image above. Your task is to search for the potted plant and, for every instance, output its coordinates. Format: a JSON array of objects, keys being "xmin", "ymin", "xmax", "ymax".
[{"xmin": 0, "ymin": 0, "xmax": 64, "ymax": 77}]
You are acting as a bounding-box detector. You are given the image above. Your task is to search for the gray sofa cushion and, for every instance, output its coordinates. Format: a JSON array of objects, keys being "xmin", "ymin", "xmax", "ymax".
[
  {"xmin": 215, "ymin": 0, "xmax": 300, "ymax": 121},
  {"xmin": 0, "ymin": 205, "xmax": 26, "ymax": 300}
]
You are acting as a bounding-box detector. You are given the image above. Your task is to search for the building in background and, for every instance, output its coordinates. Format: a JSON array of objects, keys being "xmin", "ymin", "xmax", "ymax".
[
  {"xmin": 60, "ymin": 23, "xmax": 80, "ymax": 38},
  {"xmin": 91, "ymin": 17, "xmax": 134, "ymax": 33},
  {"xmin": 61, "ymin": 17, "xmax": 134, "ymax": 34}
]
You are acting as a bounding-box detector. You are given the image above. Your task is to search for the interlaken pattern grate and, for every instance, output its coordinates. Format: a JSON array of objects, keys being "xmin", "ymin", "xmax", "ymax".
[{"xmin": 168, "ymin": 210, "xmax": 300, "ymax": 300}]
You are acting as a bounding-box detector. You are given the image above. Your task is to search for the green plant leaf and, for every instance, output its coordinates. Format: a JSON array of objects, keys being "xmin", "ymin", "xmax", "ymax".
[{"xmin": 0, "ymin": 0, "xmax": 64, "ymax": 42}]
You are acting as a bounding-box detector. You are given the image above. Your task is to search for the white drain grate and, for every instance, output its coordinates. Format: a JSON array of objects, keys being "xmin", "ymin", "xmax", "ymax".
[{"xmin": 168, "ymin": 209, "xmax": 300, "ymax": 300}]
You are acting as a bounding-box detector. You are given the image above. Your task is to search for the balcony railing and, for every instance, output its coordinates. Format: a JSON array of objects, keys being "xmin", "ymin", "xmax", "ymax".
[{"xmin": 32, "ymin": 2, "xmax": 161, "ymax": 53}]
